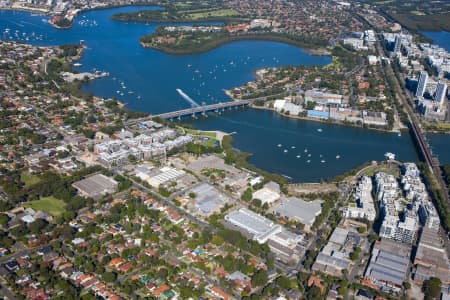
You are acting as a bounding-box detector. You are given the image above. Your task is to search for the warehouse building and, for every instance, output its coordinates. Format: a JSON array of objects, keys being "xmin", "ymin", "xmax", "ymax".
[
  {"xmin": 275, "ymin": 197, "xmax": 322, "ymax": 230},
  {"xmin": 225, "ymin": 208, "xmax": 278, "ymax": 242},
  {"xmin": 252, "ymin": 181, "xmax": 281, "ymax": 205},
  {"xmin": 413, "ymin": 227, "xmax": 450, "ymax": 287},
  {"xmin": 72, "ymin": 174, "xmax": 118, "ymax": 200},
  {"xmin": 363, "ymin": 239, "xmax": 411, "ymax": 293},
  {"xmin": 225, "ymin": 208, "xmax": 304, "ymax": 264},
  {"xmin": 188, "ymin": 183, "xmax": 230, "ymax": 216},
  {"xmin": 146, "ymin": 166, "xmax": 186, "ymax": 188}
]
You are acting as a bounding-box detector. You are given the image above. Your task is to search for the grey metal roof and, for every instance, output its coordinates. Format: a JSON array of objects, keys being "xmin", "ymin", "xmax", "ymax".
[
  {"xmin": 275, "ymin": 197, "xmax": 322, "ymax": 227},
  {"xmin": 369, "ymin": 268, "xmax": 404, "ymax": 286}
]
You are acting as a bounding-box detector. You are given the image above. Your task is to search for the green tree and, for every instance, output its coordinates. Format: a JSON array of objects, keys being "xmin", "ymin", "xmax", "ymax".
[
  {"xmin": 251, "ymin": 269, "xmax": 268, "ymax": 287},
  {"xmin": 252, "ymin": 198, "xmax": 262, "ymax": 208},
  {"xmin": 276, "ymin": 276, "xmax": 292, "ymax": 290},
  {"xmin": 357, "ymin": 226, "xmax": 366, "ymax": 234},
  {"xmin": 423, "ymin": 277, "xmax": 442, "ymax": 300},
  {"xmin": 127, "ymin": 154, "xmax": 137, "ymax": 163},
  {"xmin": 0, "ymin": 214, "xmax": 9, "ymax": 226},
  {"xmin": 305, "ymin": 286, "xmax": 322, "ymax": 300},
  {"xmin": 368, "ymin": 233, "xmax": 378, "ymax": 243},
  {"xmin": 241, "ymin": 188, "xmax": 252, "ymax": 202},
  {"xmin": 29, "ymin": 219, "xmax": 47, "ymax": 234},
  {"xmin": 212, "ymin": 235, "xmax": 224, "ymax": 246},
  {"xmin": 103, "ymin": 272, "xmax": 117, "ymax": 283}
]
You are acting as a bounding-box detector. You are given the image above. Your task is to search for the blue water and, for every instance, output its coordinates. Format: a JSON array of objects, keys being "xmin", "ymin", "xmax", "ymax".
[
  {"xmin": 0, "ymin": 7, "xmax": 420, "ymax": 181},
  {"xmin": 185, "ymin": 110, "xmax": 417, "ymax": 181},
  {"xmin": 421, "ymin": 31, "xmax": 450, "ymax": 52},
  {"xmin": 0, "ymin": 7, "xmax": 331, "ymax": 113}
]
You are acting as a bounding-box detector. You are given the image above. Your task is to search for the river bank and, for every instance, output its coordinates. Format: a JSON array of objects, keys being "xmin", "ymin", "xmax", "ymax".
[
  {"xmin": 0, "ymin": 6, "xmax": 49, "ymax": 14},
  {"xmin": 0, "ymin": 6, "xmax": 421, "ymax": 182},
  {"xmin": 140, "ymin": 31, "xmax": 329, "ymax": 55},
  {"xmin": 249, "ymin": 104, "xmax": 407, "ymax": 134},
  {"xmin": 1, "ymin": 3, "xmax": 161, "ymax": 29}
]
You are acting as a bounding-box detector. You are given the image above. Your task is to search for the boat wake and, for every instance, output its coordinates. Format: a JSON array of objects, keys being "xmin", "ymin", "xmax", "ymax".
[{"xmin": 176, "ymin": 88, "xmax": 200, "ymax": 107}]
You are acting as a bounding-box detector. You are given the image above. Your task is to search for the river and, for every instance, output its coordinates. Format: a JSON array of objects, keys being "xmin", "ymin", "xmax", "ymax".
[{"xmin": 0, "ymin": 6, "xmax": 419, "ymax": 182}]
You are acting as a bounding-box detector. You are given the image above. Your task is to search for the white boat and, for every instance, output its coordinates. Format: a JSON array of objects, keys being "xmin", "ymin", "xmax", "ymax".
[
  {"xmin": 304, "ymin": 149, "xmax": 308, "ymax": 153},
  {"xmin": 283, "ymin": 149, "xmax": 288, "ymax": 153},
  {"xmin": 308, "ymin": 154, "xmax": 311, "ymax": 157},
  {"xmin": 321, "ymin": 160, "xmax": 326, "ymax": 163},
  {"xmin": 336, "ymin": 155, "xmax": 340, "ymax": 159},
  {"xmin": 277, "ymin": 144, "xmax": 282, "ymax": 147},
  {"xmin": 307, "ymin": 160, "xmax": 311, "ymax": 163},
  {"xmin": 317, "ymin": 128, "xmax": 323, "ymax": 132},
  {"xmin": 291, "ymin": 146, "xmax": 296, "ymax": 149},
  {"xmin": 296, "ymin": 155, "xmax": 301, "ymax": 158},
  {"xmin": 73, "ymin": 63, "xmax": 82, "ymax": 67},
  {"xmin": 384, "ymin": 152, "xmax": 396, "ymax": 160}
]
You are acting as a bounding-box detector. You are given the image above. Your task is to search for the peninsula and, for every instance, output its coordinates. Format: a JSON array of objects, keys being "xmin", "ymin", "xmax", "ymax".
[{"xmin": 140, "ymin": 26, "xmax": 328, "ymax": 55}]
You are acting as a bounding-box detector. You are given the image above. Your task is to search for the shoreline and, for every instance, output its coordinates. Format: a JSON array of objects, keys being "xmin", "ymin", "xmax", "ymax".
[
  {"xmin": 1, "ymin": 3, "xmax": 160, "ymax": 29},
  {"xmin": 140, "ymin": 33, "xmax": 329, "ymax": 56},
  {"xmin": 1, "ymin": 6, "xmax": 435, "ymax": 184},
  {"xmin": 422, "ymin": 129, "xmax": 450, "ymax": 135},
  {"xmin": 0, "ymin": 6, "xmax": 49, "ymax": 14},
  {"xmin": 249, "ymin": 104, "xmax": 405, "ymax": 134}
]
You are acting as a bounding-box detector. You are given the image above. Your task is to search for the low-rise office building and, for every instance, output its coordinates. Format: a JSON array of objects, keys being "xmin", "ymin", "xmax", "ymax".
[{"xmin": 312, "ymin": 227, "xmax": 360, "ymax": 276}]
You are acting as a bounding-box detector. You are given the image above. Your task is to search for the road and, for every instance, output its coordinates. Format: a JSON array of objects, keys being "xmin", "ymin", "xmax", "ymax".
[
  {"xmin": 0, "ymin": 243, "xmax": 56, "ymax": 300},
  {"xmin": 373, "ymin": 41, "xmax": 450, "ymax": 207},
  {"xmin": 284, "ymin": 182, "xmax": 352, "ymax": 278},
  {"xmin": 127, "ymin": 176, "xmax": 210, "ymax": 228},
  {"xmin": 0, "ymin": 282, "xmax": 16, "ymax": 300},
  {"xmin": 344, "ymin": 59, "xmax": 366, "ymax": 79}
]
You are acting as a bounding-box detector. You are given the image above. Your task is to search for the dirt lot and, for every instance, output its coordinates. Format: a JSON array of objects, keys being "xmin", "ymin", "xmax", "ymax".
[{"xmin": 287, "ymin": 182, "xmax": 338, "ymax": 195}]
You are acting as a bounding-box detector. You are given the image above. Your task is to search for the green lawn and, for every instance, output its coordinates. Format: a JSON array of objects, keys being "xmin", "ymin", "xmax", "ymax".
[
  {"xmin": 203, "ymin": 137, "xmax": 219, "ymax": 147},
  {"xmin": 24, "ymin": 197, "xmax": 66, "ymax": 216},
  {"xmin": 184, "ymin": 128, "xmax": 217, "ymax": 138},
  {"xmin": 187, "ymin": 8, "xmax": 238, "ymax": 20},
  {"xmin": 363, "ymin": 165, "xmax": 400, "ymax": 177},
  {"xmin": 424, "ymin": 122, "xmax": 450, "ymax": 132},
  {"xmin": 21, "ymin": 171, "xmax": 41, "ymax": 188},
  {"xmin": 184, "ymin": 128, "xmax": 219, "ymax": 147}
]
